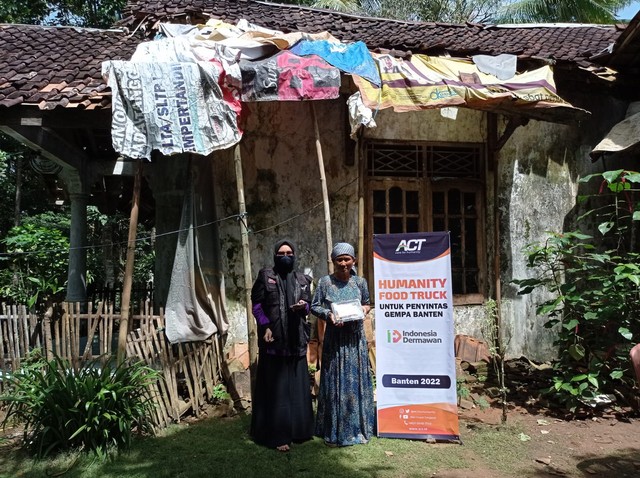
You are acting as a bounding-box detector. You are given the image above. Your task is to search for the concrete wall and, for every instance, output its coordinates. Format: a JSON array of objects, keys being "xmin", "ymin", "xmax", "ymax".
[
  {"xmin": 214, "ymin": 99, "xmax": 358, "ymax": 344},
  {"xmin": 175, "ymin": 93, "xmax": 629, "ymax": 361}
]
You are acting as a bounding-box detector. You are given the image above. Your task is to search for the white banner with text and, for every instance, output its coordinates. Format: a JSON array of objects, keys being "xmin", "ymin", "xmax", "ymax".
[{"xmin": 374, "ymin": 232, "xmax": 459, "ymax": 440}]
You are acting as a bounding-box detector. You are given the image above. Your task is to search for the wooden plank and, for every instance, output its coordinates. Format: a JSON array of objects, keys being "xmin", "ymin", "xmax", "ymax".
[
  {"xmin": 43, "ymin": 307, "xmax": 53, "ymax": 360},
  {"xmin": 9, "ymin": 305, "xmax": 19, "ymax": 371},
  {"xmin": 20, "ymin": 305, "xmax": 28, "ymax": 357},
  {"xmin": 0, "ymin": 305, "xmax": 6, "ymax": 374}
]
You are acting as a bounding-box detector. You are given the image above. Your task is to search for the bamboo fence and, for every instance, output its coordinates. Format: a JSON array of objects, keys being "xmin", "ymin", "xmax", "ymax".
[{"xmin": 0, "ymin": 302, "xmax": 223, "ymax": 430}]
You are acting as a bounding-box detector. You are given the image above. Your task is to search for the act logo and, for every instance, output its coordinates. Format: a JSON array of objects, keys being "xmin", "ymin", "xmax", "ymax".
[
  {"xmin": 395, "ymin": 239, "xmax": 426, "ymax": 253},
  {"xmin": 387, "ymin": 330, "xmax": 402, "ymax": 343}
]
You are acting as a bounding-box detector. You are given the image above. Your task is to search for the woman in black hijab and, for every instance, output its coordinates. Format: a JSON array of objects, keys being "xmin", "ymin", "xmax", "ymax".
[{"xmin": 250, "ymin": 239, "xmax": 314, "ymax": 451}]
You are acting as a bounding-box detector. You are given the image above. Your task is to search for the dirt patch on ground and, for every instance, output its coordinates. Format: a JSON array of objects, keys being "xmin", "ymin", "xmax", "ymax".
[
  {"xmin": 457, "ymin": 404, "xmax": 640, "ymax": 477},
  {"xmin": 453, "ymin": 358, "xmax": 640, "ymax": 478}
]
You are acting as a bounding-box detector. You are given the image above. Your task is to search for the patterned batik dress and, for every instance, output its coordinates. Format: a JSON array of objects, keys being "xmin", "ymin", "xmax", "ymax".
[{"xmin": 311, "ymin": 274, "xmax": 375, "ymax": 446}]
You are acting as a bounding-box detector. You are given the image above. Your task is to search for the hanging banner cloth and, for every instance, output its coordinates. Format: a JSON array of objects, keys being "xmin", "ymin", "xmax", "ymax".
[
  {"xmin": 165, "ymin": 161, "xmax": 229, "ymax": 343},
  {"xmin": 239, "ymin": 51, "xmax": 340, "ymax": 102},
  {"xmin": 103, "ymin": 60, "xmax": 242, "ymax": 159},
  {"xmin": 353, "ymin": 53, "xmax": 584, "ymax": 116}
]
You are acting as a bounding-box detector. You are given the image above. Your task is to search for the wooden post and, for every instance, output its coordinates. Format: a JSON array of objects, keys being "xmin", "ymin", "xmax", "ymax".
[
  {"xmin": 117, "ymin": 160, "xmax": 142, "ymax": 364},
  {"xmin": 311, "ymin": 102, "xmax": 334, "ymax": 274},
  {"xmin": 234, "ymin": 145, "xmax": 257, "ymax": 394}
]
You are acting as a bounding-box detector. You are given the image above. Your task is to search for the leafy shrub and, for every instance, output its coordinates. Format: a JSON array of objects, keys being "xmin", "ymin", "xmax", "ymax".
[
  {"xmin": 514, "ymin": 170, "xmax": 640, "ymax": 411},
  {"xmin": 0, "ymin": 351, "xmax": 160, "ymax": 457},
  {"xmin": 0, "ymin": 220, "xmax": 69, "ymax": 307}
]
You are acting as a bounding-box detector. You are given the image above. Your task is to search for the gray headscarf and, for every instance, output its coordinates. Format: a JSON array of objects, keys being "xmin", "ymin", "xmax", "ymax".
[{"xmin": 331, "ymin": 242, "xmax": 355, "ymax": 260}]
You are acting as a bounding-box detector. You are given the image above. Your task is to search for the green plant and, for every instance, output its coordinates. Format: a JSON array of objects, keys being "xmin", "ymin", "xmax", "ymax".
[
  {"xmin": 456, "ymin": 378, "xmax": 470, "ymax": 400},
  {"xmin": 514, "ymin": 169, "xmax": 640, "ymax": 412},
  {"xmin": 211, "ymin": 383, "xmax": 231, "ymax": 402},
  {"xmin": 481, "ymin": 298, "xmax": 510, "ymax": 423},
  {"xmin": 0, "ymin": 351, "xmax": 160, "ymax": 457},
  {"xmin": 475, "ymin": 396, "xmax": 490, "ymax": 410}
]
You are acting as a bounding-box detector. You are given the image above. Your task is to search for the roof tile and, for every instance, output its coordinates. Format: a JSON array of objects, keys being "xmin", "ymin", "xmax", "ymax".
[{"xmin": 0, "ymin": 1, "xmax": 626, "ymax": 110}]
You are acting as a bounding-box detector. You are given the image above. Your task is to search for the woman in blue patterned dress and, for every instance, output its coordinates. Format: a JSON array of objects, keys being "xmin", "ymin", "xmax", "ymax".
[{"xmin": 311, "ymin": 242, "xmax": 375, "ymax": 446}]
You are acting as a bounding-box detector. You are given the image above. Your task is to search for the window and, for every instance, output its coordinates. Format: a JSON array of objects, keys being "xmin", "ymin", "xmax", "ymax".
[{"xmin": 365, "ymin": 141, "xmax": 486, "ymax": 303}]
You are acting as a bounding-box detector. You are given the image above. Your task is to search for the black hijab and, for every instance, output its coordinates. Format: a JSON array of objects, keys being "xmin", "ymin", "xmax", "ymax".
[{"xmin": 273, "ymin": 239, "xmax": 297, "ymax": 310}]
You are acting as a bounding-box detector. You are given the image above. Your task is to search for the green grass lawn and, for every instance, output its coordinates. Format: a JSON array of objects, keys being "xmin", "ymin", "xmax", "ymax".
[{"xmin": 0, "ymin": 413, "xmax": 530, "ymax": 478}]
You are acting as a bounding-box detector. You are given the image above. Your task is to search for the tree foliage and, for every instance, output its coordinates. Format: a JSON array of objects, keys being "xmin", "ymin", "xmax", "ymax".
[
  {"xmin": 282, "ymin": 0, "xmax": 632, "ymax": 23},
  {"xmin": 496, "ymin": 0, "xmax": 631, "ymax": 24},
  {"xmin": 0, "ymin": 0, "xmax": 126, "ymax": 28}
]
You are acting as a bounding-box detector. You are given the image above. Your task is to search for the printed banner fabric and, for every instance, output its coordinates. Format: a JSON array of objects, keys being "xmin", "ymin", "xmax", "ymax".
[
  {"xmin": 239, "ymin": 51, "xmax": 340, "ymax": 102},
  {"xmin": 354, "ymin": 53, "xmax": 577, "ymax": 114},
  {"xmin": 103, "ymin": 60, "xmax": 242, "ymax": 159},
  {"xmin": 374, "ymin": 232, "xmax": 459, "ymax": 440}
]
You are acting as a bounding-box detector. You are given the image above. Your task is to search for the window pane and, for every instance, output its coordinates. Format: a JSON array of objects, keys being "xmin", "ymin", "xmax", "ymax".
[
  {"xmin": 374, "ymin": 217, "xmax": 386, "ymax": 234},
  {"xmin": 452, "ymin": 271, "xmax": 463, "ymax": 293},
  {"xmin": 389, "ymin": 187, "xmax": 403, "ymax": 214},
  {"xmin": 466, "ymin": 271, "xmax": 479, "ymax": 294},
  {"xmin": 448, "ymin": 189, "xmax": 461, "ymax": 215},
  {"xmin": 433, "ymin": 218, "xmax": 445, "ymax": 232},
  {"xmin": 373, "ymin": 190, "xmax": 386, "ymax": 214},
  {"xmin": 390, "ymin": 217, "xmax": 403, "ymax": 233},
  {"xmin": 450, "ymin": 220, "xmax": 462, "ymax": 267},
  {"xmin": 464, "ymin": 192, "xmax": 476, "ymax": 214},
  {"xmin": 465, "ymin": 219, "xmax": 477, "ymax": 266},
  {"xmin": 406, "ymin": 190, "xmax": 419, "ymax": 214},
  {"xmin": 433, "ymin": 191, "xmax": 444, "ymax": 214},
  {"xmin": 407, "ymin": 217, "xmax": 419, "ymax": 232}
]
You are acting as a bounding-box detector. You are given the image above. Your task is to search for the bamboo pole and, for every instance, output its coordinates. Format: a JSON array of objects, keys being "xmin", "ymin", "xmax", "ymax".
[
  {"xmin": 117, "ymin": 160, "xmax": 143, "ymax": 364},
  {"xmin": 356, "ymin": 135, "xmax": 365, "ymax": 276},
  {"xmin": 233, "ymin": 144, "xmax": 257, "ymax": 395},
  {"xmin": 311, "ymin": 102, "xmax": 334, "ymax": 274}
]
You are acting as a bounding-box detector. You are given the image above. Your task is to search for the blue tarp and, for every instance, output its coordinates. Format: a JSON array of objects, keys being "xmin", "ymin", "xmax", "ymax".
[{"xmin": 290, "ymin": 39, "xmax": 381, "ymax": 86}]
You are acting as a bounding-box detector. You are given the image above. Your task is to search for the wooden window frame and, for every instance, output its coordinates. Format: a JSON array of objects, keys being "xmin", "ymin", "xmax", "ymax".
[{"xmin": 364, "ymin": 140, "xmax": 486, "ymax": 306}]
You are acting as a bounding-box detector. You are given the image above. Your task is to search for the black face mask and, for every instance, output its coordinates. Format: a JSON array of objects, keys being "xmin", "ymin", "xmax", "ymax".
[{"xmin": 274, "ymin": 255, "xmax": 295, "ymax": 272}]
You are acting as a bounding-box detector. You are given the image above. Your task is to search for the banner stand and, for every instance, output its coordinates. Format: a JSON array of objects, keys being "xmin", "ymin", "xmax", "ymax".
[{"xmin": 374, "ymin": 232, "xmax": 460, "ymax": 441}]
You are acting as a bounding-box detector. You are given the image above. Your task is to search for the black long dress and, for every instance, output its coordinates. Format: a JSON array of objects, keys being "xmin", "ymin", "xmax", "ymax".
[{"xmin": 249, "ymin": 264, "xmax": 314, "ymax": 448}]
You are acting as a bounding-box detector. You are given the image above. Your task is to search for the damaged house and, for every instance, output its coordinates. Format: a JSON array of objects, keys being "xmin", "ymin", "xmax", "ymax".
[{"xmin": 1, "ymin": 0, "xmax": 640, "ymax": 364}]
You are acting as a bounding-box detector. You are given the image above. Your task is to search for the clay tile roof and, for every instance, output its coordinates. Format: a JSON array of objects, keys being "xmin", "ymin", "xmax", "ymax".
[
  {"xmin": 0, "ymin": 24, "xmax": 139, "ymax": 109},
  {"xmin": 0, "ymin": 0, "xmax": 628, "ymax": 110},
  {"xmin": 121, "ymin": 0, "xmax": 623, "ymax": 63}
]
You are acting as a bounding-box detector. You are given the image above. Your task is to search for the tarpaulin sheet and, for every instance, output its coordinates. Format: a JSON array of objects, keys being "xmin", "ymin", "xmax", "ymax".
[
  {"xmin": 353, "ymin": 53, "xmax": 577, "ymax": 114},
  {"xmin": 239, "ymin": 51, "xmax": 340, "ymax": 102},
  {"xmin": 591, "ymin": 110, "xmax": 640, "ymax": 159},
  {"xmin": 165, "ymin": 162, "xmax": 229, "ymax": 343},
  {"xmin": 290, "ymin": 39, "xmax": 380, "ymax": 86},
  {"xmin": 103, "ymin": 60, "xmax": 241, "ymax": 159}
]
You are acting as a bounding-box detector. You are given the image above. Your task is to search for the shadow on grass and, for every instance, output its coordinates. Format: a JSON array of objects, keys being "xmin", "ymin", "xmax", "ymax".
[{"xmin": 1, "ymin": 415, "xmax": 527, "ymax": 478}]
